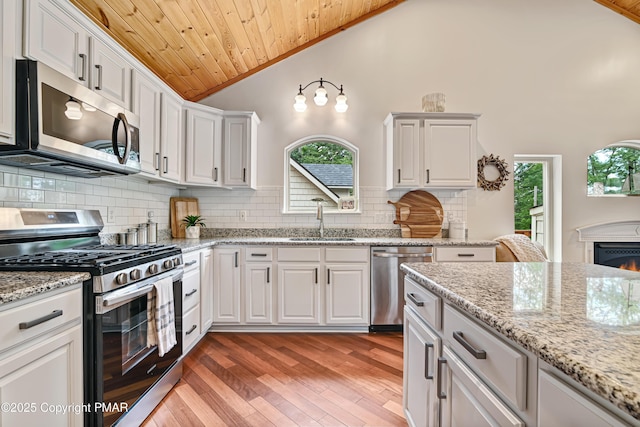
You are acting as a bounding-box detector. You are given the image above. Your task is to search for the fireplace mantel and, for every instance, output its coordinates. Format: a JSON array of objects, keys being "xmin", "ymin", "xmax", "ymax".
[{"xmin": 576, "ymin": 220, "xmax": 640, "ymax": 262}]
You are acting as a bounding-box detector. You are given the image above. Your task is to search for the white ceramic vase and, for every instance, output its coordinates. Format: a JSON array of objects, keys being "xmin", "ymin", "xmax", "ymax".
[{"xmin": 185, "ymin": 226, "xmax": 200, "ymax": 239}]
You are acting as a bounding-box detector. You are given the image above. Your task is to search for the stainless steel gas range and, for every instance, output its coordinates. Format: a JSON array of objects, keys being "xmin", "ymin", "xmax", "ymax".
[{"xmin": 0, "ymin": 208, "xmax": 183, "ymax": 426}]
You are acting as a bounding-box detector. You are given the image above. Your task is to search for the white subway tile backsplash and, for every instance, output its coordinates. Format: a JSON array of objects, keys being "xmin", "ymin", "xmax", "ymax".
[{"xmin": 19, "ymin": 189, "xmax": 44, "ymax": 202}]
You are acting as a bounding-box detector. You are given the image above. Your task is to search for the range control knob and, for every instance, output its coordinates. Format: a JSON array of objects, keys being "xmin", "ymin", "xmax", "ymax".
[
  {"xmin": 163, "ymin": 259, "xmax": 174, "ymax": 270},
  {"xmin": 148, "ymin": 264, "xmax": 158, "ymax": 275},
  {"xmin": 129, "ymin": 269, "xmax": 141, "ymax": 281},
  {"xmin": 116, "ymin": 273, "xmax": 128, "ymax": 285},
  {"xmin": 173, "ymin": 257, "xmax": 182, "ymax": 266}
]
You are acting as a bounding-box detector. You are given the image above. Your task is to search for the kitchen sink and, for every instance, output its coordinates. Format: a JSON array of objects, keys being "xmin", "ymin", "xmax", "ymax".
[{"xmin": 288, "ymin": 237, "xmax": 355, "ymax": 241}]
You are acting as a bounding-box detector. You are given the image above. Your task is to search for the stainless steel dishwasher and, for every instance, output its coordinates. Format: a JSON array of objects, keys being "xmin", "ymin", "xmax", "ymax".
[{"xmin": 370, "ymin": 246, "xmax": 433, "ymax": 332}]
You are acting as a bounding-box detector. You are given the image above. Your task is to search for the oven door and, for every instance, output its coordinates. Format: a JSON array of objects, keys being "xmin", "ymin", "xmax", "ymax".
[{"xmin": 93, "ymin": 269, "xmax": 182, "ymax": 426}]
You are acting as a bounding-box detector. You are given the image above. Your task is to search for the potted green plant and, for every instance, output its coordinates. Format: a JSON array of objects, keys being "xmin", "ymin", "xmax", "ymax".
[{"xmin": 182, "ymin": 215, "xmax": 206, "ymax": 239}]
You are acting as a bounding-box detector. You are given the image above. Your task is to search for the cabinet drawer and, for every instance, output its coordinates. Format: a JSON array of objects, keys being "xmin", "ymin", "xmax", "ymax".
[
  {"xmin": 325, "ymin": 247, "xmax": 368, "ymax": 263},
  {"xmin": 182, "ymin": 305, "xmax": 201, "ymax": 352},
  {"xmin": 435, "ymin": 246, "xmax": 495, "ymax": 262},
  {"xmin": 405, "ymin": 277, "xmax": 441, "ymax": 331},
  {"xmin": 278, "ymin": 247, "xmax": 321, "ymax": 262},
  {"xmin": 0, "ymin": 287, "xmax": 82, "ymax": 354},
  {"xmin": 246, "ymin": 248, "xmax": 273, "ymax": 262},
  {"xmin": 443, "ymin": 304, "xmax": 527, "ymax": 410},
  {"xmin": 182, "ymin": 266, "xmax": 200, "ymax": 312},
  {"xmin": 182, "ymin": 251, "xmax": 201, "ymax": 272}
]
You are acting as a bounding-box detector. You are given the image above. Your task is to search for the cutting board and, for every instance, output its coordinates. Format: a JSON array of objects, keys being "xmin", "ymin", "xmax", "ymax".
[
  {"xmin": 170, "ymin": 197, "xmax": 200, "ymax": 238},
  {"xmin": 388, "ymin": 190, "xmax": 443, "ymax": 238}
]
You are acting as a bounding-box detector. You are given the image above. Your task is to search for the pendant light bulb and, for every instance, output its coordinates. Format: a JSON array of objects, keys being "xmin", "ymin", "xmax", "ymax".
[
  {"xmin": 294, "ymin": 93, "xmax": 307, "ymax": 112},
  {"xmin": 313, "ymin": 86, "xmax": 328, "ymax": 106},
  {"xmin": 64, "ymin": 99, "xmax": 83, "ymax": 120},
  {"xmin": 335, "ymin": 92, "xmax": 348, "ymax": 113}
]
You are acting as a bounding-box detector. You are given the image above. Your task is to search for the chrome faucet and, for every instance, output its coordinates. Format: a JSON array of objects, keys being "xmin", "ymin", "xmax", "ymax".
[{"xmin": 312, "ymin": 198, "xmax": 325, "ymax": 238}]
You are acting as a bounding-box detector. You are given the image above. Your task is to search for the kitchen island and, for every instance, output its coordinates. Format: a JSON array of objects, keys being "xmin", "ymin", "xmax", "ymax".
[{"xmin": 401, "ymin": 261, "xmax": 640, "ymax": 425}]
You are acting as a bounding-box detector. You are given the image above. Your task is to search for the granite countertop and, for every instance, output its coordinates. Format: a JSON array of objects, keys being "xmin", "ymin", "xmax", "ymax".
[
  {"xmin": 163, "ymin": 236, "xmax": 498, "ymax": 252},
  {"xmin": 401, "ymin": 261, "xmax": 640, "ymax": 420},
  {"xmin": 0, "ymin": 271, "xmax": 90, "ymax": 308}
]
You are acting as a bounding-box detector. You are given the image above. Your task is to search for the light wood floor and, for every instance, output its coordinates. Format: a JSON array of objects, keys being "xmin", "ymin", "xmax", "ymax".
[{"xmin": 143, "ymin": 332, "xmax": 406, "ymax": 427}]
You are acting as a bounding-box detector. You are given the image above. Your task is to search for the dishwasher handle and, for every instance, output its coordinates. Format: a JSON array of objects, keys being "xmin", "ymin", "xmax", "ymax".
[{"xmin": 372, "ymin": 252, "xmax": 432, "ymax": 258}]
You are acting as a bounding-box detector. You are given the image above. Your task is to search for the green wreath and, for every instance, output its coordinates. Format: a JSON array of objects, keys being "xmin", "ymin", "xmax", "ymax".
[{"xmin": 477, "ymin": 154, "xmax": 510, "ymax": 191}]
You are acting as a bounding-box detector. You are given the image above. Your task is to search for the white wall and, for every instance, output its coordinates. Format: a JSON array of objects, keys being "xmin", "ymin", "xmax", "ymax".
[{"xmin": 200, "ymin": 0, "xmax": 640, "ymax": 261}]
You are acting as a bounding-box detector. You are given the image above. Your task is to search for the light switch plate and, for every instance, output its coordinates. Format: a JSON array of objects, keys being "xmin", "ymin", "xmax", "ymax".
[{"xmin": 107, "ymin": 206, "xmax": 115, "ymax": 223}]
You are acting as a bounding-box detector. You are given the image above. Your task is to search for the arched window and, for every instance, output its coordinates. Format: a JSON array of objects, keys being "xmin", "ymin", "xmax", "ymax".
[{"xmin": 283, "ymin": 135, "xmax": 359, "ymax": 213}]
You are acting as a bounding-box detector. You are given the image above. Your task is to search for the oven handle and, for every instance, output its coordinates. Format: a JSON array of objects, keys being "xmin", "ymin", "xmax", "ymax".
[{"xmin": 98, "ymin": 268, "xmax": 183, "ymax": 313}]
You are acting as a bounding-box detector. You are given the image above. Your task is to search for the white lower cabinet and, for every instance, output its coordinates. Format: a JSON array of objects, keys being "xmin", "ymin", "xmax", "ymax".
[
  {"xmin": 244, "ymin": 248, "xmax": 274, "ymax": 324},
  {"xmin": 433, "ymin": 246, "xmax": 496, "ymax": 262},
  {"xmin": 403, "ymin": 306, "xmax": 441, "ymax": 427},
  {"xmin": 537, "ymin": 369, "xmax": 629, "ymax": 427},
  {"xmin": 0, "ymin": 287, "xmax": 83, "ymax": 427},
  {"xmin": 277, "ymin": 262, "xmax": 321, "ymax": 324},
  {"xmin": 212, "ymin": 247, "xmax": 242, "ymax": 323},
  {"xmin": 440, "ymin": 346, "xmax": 524, "ymax": 427},
  {"xmin": 325, "ymin": 247, "xmax": 369, "ymax": 325},
  {"xmin": 182, "ymin": 250, "xmax": 201, "ymax": 353}
]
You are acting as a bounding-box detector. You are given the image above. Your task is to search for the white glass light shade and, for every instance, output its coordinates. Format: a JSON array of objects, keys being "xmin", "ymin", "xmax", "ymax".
[
  {"xmin": 64, "ymin": 100, "xmax": 83, "ymax": 120},
  {"xmin": 335, "ymin": 93, "xmax": 348, "ymax": 113},
  {"xmin": 313, "ymin": 86, "xmax": 328, "ymax": 106},
  {"xmin": 294, "ymin": 94, "xmax": 307, "ymax": 112}
]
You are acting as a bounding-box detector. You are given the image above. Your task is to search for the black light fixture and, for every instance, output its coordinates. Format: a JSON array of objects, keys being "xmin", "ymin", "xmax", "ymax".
[{"xmin": 294, "ymin": 78, "xmax": 348, "ymax": 113}]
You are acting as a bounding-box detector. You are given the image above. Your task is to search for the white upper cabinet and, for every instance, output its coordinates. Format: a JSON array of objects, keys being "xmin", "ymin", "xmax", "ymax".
[
  {"xmin": 223, "ymin": 112, "xmax": 260, "ymax": 189},
  {"xmin": 184, "ymin": 102, "xmax": 223, "ymax": 186},
  {"xmin": 132, "ymin": 70, "xmax": 161, "ymax": 176},
  {"xmin": 24, "ymin": 0, "xmax": 130, "ymax": 108},
  {"xmin": 0, "ymin": 0, "xmax": 15, "ymax": 142},
  {"xmin": 385, "ymin": 113, "xmax": 479, "ymax": 190},
  {"xmin": 159, "ymin": 92, "xmax": 183, "ymax": 183}
]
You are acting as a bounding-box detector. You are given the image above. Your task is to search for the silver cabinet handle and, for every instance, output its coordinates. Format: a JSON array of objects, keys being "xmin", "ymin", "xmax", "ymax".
[
  {"xmin": 185, "ymin": 289, "xmax": 198, "ymax": 297},
  {"xmin": 327, "ymin": 268, "xmax": 331, "ymax": 285},
  {"xmin": 251, "ymin": 253, "xmax": 268, "ymax": 257},
  {"xmin": 243, "ymin": 168, "xmax": 247, "ymax": 182},
  {"xmin": 437, "ymin": 357, "xmax": 447, "ymax": 399},
  {"xmin": 457, "ymin": 253, "xmax": 476, "ymax": 257},
  {"xmin": 424, "ymin": 342, "xmax": 434, "ymax": 380},
  {"xmin": 398, "ymin": 168, "xmax": 401, "ymax": 184},
  {"xmin": 453, "ymin": 331, "xmax": 486, "ymax": 359},
  {"xmin": 19, "ymin": 310, "xmax": 63, "ymax": 329},
  {"xmin": 315, "ymin": 268, "xmax": 318, "ymax": 284},
  {"xmin": 372, "ymin": 252, "xmax": 432, "ymax": 258},
  {"xmin": 426, "ymin": 169, "xmax": 430, "ymax": 184},
  {"xmin": 184, "ymin": 260, "xmax": 198, "ymax": 267},
  {"xmin": 78, "ymin": 53, "xmax": 87, "ymax": 81},
  {"xmin": 163, "ymin": 156, "xmax": 169, "ymax": 174},
  {"xmin": 234, "ymin": 252, "xmax": 239, "ymax": 268},
  {"xmin": 267, "ymin": 267, "xmax": 270, "ymax": 283},
  {"xmin": 185, "ymin": 324, "xmax": 197, "ymax": 335},
  {"xmin": 214, "ymin": 167, "xmax": 218, "ymax": 182},
  {"xmin": 94, "ymin": 64, "xmax": 103, "ymax": 90},
  {"xmin": 407, "ymin": 293, "xmax": 424, "ymax": 307},
  {"xmin": 155, "ymin": 153, "xmax": 160, "ymax": 171}
]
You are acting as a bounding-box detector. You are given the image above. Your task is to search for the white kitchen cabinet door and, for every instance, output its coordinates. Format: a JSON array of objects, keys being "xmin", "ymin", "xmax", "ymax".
[
  {"xmin": 132, "ymin": 70, "xmax": 161, "ymax": 176},
  {"xmin": 159, "ymin": 93, "xmax": 184, "ymax": 183},
  {"xmin": 325, "ymin": 264, "xmax": 369, "ymax": 325},
  {"xmin": 184, "ymin": 104, "xmax": 223, "ymax": 186},
  {"xmin": 244, "ymin": 263, "xmax": 274, "ymax": 324},
  {"xmin": 213, "ymin": 248, "xmax": 241, "ymax": 323},
  {"xmin": 90, "ymin": 37, "xmax": 130, "ymax": 108},
  {"xmin": 200, "ymin": 248, "xmax": 214, "ymax": 332},
  {"xmin": 277, "ymin": 263, "xmax": 321, "ymax": 324},
  {"xmin": 403, "ymin": 306, "xmax": 441, "ymax": 427},
  {"xmin": 24, "ymin": 0, "xmax": 89, "ymax": 84},
  {"xmin": 0, "ymin": 325, "xmax": 83, "ymax": 427},
  {"xmin": 538, "ymin": 370, "xmax": 628, "ymax": 427},
  {"xmin": 423, "ymin": 119, "xmax": 476, "ymax": 187},
  {"xmin": 223, "ymin": 112, "xmax": 259, "ymax": 189},
  {"xmin": 0, "ymin": 0, "xmax": 14, "ymax": 142},
  {"xmin": 440, "ymin": 346, "xmax": 524, "ymax": 427},
  {"xmin": 391, "ymin": 119, "xmax": 422, "ymax": 188}
]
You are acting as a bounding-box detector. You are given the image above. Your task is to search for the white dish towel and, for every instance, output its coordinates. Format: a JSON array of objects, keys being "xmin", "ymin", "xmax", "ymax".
[{"xmin": 146, "ymin": 276, "xmax": 177, "ymax": 357}]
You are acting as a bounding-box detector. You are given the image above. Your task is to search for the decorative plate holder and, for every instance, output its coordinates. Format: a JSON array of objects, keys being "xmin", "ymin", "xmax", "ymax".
[{"xmin": 478, "ymin": 154, "xmax": 510, "ymax": 191}]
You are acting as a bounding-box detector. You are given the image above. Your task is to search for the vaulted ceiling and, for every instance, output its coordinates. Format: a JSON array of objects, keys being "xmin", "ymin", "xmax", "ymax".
[
  {"xmin": 70, "ymin": 0, "xmax": 404, "ymax": 102},
  {"xmin": 69, "ymin": 0, "xmax": 635, "ymax": 103}
]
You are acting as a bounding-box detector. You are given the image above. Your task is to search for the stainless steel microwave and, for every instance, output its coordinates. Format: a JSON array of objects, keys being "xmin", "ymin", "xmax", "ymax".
[{"xmin": 0, "ymin": 59, "xmax": 141, "ymax": 178}]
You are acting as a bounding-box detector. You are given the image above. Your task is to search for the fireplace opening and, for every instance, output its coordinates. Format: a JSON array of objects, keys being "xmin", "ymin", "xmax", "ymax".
[{"xmin": 594, "ymin": 242, "xmax": 640, "ymax": 271}]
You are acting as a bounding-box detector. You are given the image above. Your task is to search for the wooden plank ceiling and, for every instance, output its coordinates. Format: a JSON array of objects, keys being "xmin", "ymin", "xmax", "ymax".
[
  {"xmin": 70, "ymin": 0, "xmax": 404, "ymax": 101},
  {"xmin": 595, "ymin": 0, "xmax": 640, "ymax": 24}
]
